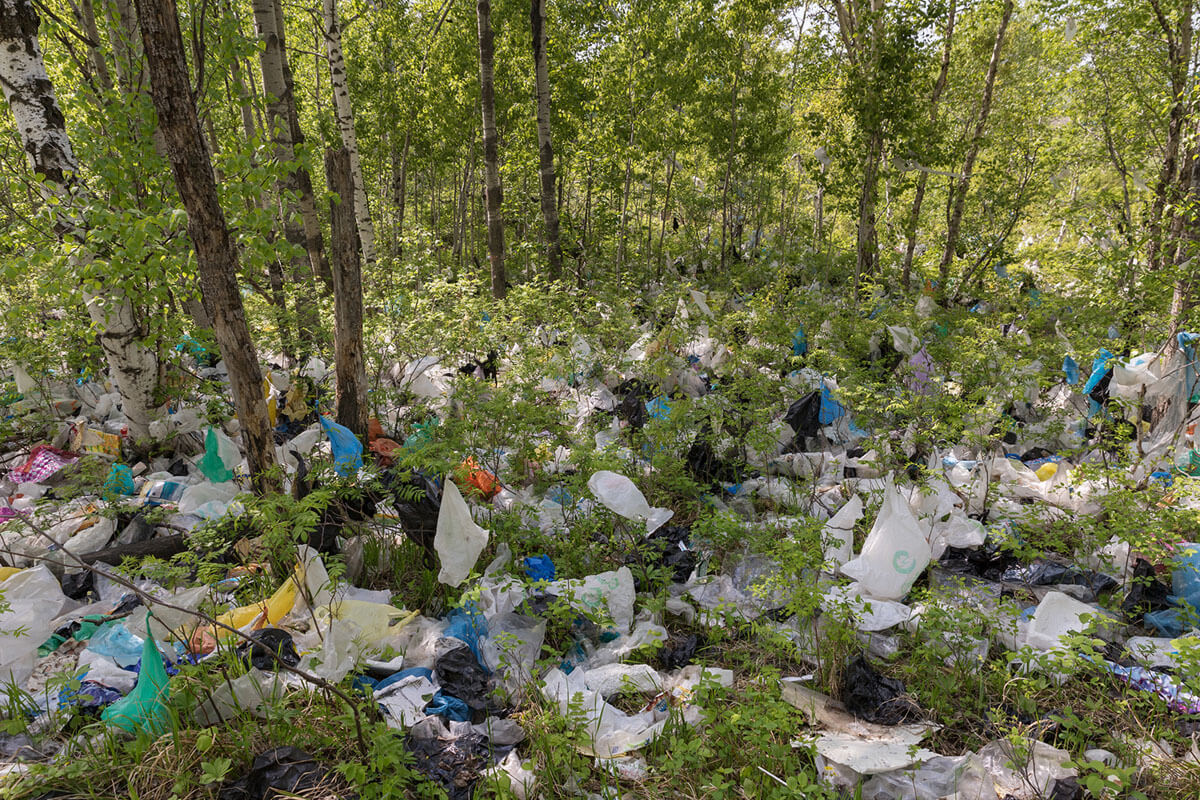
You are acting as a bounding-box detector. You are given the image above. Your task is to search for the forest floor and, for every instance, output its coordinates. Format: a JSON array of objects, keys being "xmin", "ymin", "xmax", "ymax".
[{"xmin": 2, "ymin": 279, "xmax": 1200, "ymax": 800}]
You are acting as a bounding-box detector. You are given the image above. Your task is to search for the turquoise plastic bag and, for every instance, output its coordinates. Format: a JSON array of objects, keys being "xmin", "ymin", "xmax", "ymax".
[
  {"xmin": 198, "ymin": 427, "xmax": 235, "ymax": 483},
  {"xmin": 320, "ymin": 415, "xmax": 363, "ymax": 476},
  {"xmin": 102, "ymin": 464, "xmax": 135, "ymax": 499},
  {"xmin": 100, "ymin": 612, "xmax": 171, "ymax": 735}
]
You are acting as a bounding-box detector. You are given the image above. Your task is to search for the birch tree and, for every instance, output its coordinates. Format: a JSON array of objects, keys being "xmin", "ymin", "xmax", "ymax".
[
  {"xmin": 323, "ymin": 0, "xmax": 376, "ymax": 266},
  {"xmin": 0, "ymin": 0, "xmax": 159, "ymax": 440}
]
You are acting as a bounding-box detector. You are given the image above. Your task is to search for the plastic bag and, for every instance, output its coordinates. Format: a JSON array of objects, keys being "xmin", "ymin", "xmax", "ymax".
[
  {"xmin": 1026, "ymin": 591, "xmax": 1107, "ymax": 651},
  {"xmin": 823, "ymin": 495, "xmax": 863, "ymax": 569},
  {"xmin": 101, "ymin": 612, "xmax": 172, "ymax": 735},
  {"xmin": 198, "ymin": 426, "xmax": 238, "ymax": 483},
  {"xmin": 840, "ymin": 480, "xmax": 931, "ymax": 600},
  {"xmin": 587, "ymin": 470, "xmax": 673, "ymax": 533},
  {"xmin": 434, "ymin": 478, "xmax": 489, "ymax": 586},
  {"xmin": 103, "ymin": 463, "xmax": 135, "ymax": 499},
  {"xmin": 319, "ymin": 415, "xmax": 362, "ymax": 476},
  {"xmin": 0, "ymin": 565, "xmax": 68, "ymax": 688},
  {"xmin": 177, "ymin": 481, "xmax": 242, "ymax": 519}
]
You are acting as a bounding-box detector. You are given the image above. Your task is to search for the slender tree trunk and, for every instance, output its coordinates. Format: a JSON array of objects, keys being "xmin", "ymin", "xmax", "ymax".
[
  {"xmin": 720, "ymin": 49, "xmax": 743, "ymax": 272},
  {"xmin": 855, "ymin": 128, "xmax": 882, "ymax": 280},
  {"xmin": 1169, "ymin": 121, "xmax": 1200, "ymax": 326},
  {"xmin": 616, "ymin": 107, "xmax": 634, "ymax": 269},
  {"xmin": 0, "ymin": 0, "xmax": 159, "ymax": 440},
  {"xmin": 1148, "ymin": 0, "xmax": 1193, "ymax": 272},
  {"xmin": 901, "ymin": 0, "xmax": 955, "ymax": 288},
  {"xmin": 325, "ymin": 147, "xmax": 368, "ymax": 437},
  {"xmin": 251, "ymin": 0, "xmax": 325, "ymax": 354},
  {"xmin": 530, "ymin": 0, "xmax": 562, "ymax": 279},
  {"xmin": 657, "ymin": 152, "xmax": 676, "ymax": 272},
  {"xmin": 134, "ymin": 0, "xmax": 277, "ymax": 490},
  {"xmin": 274, "ymin": 0, "xmax": 331, "ymax": 293},
  {"xmin": 392, "ymin": 131, "xmax": 410, "ymax": 256},
  {"xmin": 938, "ymin": 0, "xmax": 1013, "ymax": 300},
  {"xmin": 323, "ymin": 0, "xmax": 376, "ymax": 266},
  {"xmin": 477, "ymin": 0, "xmax": 506, "ymax": 298}
]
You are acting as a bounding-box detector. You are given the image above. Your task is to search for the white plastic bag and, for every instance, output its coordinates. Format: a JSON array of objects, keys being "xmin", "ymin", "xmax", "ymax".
[
  {"xmin": 823, "ymin": 495, "xmax": 863, "ymax": 569},
  {"xmin": 0, "ymin": 565, "xmax": 68, "ymax": 688},
  {"xmin": 435, "ymin": 478, "xmax": 489, "ymax": 586},
  {"xmin": 840, "ymin": 480, "xmax": 931, "ymax": 600},
  {"xmin": 587, "ymin": 470, "xmax": 673, "ymax": 533},
  {"xmin": 178, "ymin": 481, "xmax": 242, "ymax": 518}
]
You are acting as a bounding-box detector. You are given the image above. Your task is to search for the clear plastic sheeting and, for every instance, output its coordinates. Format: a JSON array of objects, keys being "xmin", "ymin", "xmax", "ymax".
[{"xmin": 975, "ymin": 738, "xmax": 1075, "ymax": 800}]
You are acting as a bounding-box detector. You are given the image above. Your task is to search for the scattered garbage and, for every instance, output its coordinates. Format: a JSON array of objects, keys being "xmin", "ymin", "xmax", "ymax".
[{"xmin": 0, "ymin": 301, "xmax": 1198, "ymax": 800}]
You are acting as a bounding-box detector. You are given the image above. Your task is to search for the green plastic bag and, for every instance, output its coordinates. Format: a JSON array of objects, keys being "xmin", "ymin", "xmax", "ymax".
[
  {"xmin": 198, "ymin": 427, "xmax": 235, "ymax": 483},
  {"xmin": 101, "ymin": 612, "xmax": 172, "ymax": 735}
]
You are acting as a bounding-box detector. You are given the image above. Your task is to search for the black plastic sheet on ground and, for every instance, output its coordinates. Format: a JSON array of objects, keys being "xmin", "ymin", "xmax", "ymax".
[
  {"xmin": 839, "ymin": 656, "xmax": 922, "ymax": 725},
  {"xmin": 405, "ymin": 731, "xmax": 494, "ymax": 800},
  {"xmin": 218, "ymin": 746, "xmax": 352, "ymax": 800}
]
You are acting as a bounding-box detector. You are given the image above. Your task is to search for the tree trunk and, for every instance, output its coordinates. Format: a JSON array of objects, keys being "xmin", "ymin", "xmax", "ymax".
[
  {"xmin": 901, "ymin": 0, "xmax": 955, "ymax": 288},
  {"xmin": 0, "ymin": 0, "xmax": 159, "ymax": 441},
  {"xmin": 392, "ymin": 130, "xmax": 410, "ymax": 256},
  {"xmin": 476, "ymin": 0, "xmax": 506, "ymax": 298},
  {"xmin": 274, "ymin": 0, "xmax": 332, "ymax": 295},
  {"xmin": 325, "ymin": 147, "xmax": 368, "ymax": 438},
  {"xmin": 616, "ymin": 107, "xmax": 634, "ymax": 269},
  {"xmin": 251, "ymin": 0, "xmax": 325, "ymax": 353},
  {"xmin": 323, "ymin": 0, "xmax": 377, "ymax": 266},
  {"xmin": 855, "ymin": 127, "xmax": 882, "ymax": 281},
  {"xmin": 1148, "ymin": 0, "xmax": 1193, "ymax": 272},
  {"xmin": 657, "ymin": 152, "xmax": 676, "ymax": 273},
  {"xmin": 1169, "ymin": 122, "xmax": 1200, "ymax": 327},
  {"xmin": 720, "ymin": 49, "xmax": 743, "ymax": 272},
  {"xmin": 134, "ymin": 0, "xmax": 278, "ymax": 491},
  {"xmin": 530, "ymin": 0, "xmax": 561, "ymax": 279},
  {"xmin": 938, "ymin": 0, "xmax": 1013, "ymax": 300}
]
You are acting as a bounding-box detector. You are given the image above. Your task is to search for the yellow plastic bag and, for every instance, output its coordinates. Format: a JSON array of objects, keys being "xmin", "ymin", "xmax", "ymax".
[
  {"xmin": 189, "ymin": 562, "xmax": 304, "ymax": 653},
  {"xmin": 1035, "ymin": 462, "xmax": 1058, "ymax": 481}
]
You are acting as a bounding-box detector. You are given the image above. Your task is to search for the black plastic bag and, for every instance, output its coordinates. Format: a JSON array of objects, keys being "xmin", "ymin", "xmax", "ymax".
[
  {"xmin": 435, "ymin": 645, "xmax": 490, "ymax": 714},
  {"xmin": 839, "ymin": 656, "xmax": 921, "ymax": 725},
  {"xmin": 1001, "ymin": 560, "xmax": 1118, "ymax": 596},
  {"xmin": 614, "ymin": 378, "xmax": 655, "ymax": 429},
  {"xmin": 238, "ymin": 628, "xmax": 300, "ymax": 671},
  {"xmin": 659, "ymin": 634, "xmax": 699, "ymax": 670},
  {"xmin": 783, "ymin": 391, "xmax": 822, "ymax": 441},
  {"xmin": 218, "ymin": 746, "xmax": 343, "ymax": 800},
  {"xmin": 405, "ymin": 731, "xmax": 492, "ymax": 800},
  {"xmin": 382, "ymin": 469, "xmax": 442, "ymax": 566},
  {"xmin": 1121, "ymin": 558, "xmax": 1172, "ymax": 620}
]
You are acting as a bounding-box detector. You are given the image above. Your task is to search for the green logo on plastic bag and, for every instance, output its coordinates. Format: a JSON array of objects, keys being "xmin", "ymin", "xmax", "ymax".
[{"xmin": 893, "ymin": 551, "xmax": 916, "ymax": 574}]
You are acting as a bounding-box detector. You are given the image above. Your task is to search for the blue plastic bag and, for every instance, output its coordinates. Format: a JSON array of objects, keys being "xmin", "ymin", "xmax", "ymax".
[
  {"xmin": 425, "ymin": 691, "xmax": 470, "ymax": 721},
  {"xmin": 792, "ymin": 326, "xmax": 808, "ymax": 357},
  {"xmin": 444, "ymin": 603, "xmax": 488, "ymax": 668},
  {"xmin": 645, "ymin": 396, "xmax": 671, "ymax": 422},
  {"xmin": 523, "ymin": 555, "xmax": 556, "ymax": 582},
  {"xmin": 319, "ymin": 415, "xmax": 363, "ymax": 476},
  {"xmin": 819, "ymin": 384, "xmax": 846, "ymax": 425},
  {"xmin": 1063, "ymin": 355, "xmax": 1079, "ymax": 385},
  {"xmin": 103, "ymin": 464, "xmax": 135, "ymax": 499}
]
